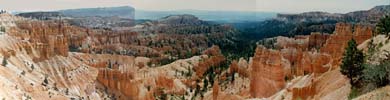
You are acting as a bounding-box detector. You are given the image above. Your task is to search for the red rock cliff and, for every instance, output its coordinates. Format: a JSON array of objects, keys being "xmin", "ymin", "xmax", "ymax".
[
  {"xmin": 320, "ymin": 22, "xmax": 372, "ymax": 67},
  {"xmin": 250, "ymin": 46, "xmax": 285, "ymax": 98}
]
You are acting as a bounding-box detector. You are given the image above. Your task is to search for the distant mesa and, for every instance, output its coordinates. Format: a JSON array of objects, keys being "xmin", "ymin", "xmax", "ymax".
[
  {"xmin": 16, "ymin": 6, "xmax": 135, "ymax": 20},
  {"xmin": 157, "ymin": 14, "xmax": 206, "ymax": 25},
  {"xmin": 16, "ymin": 6, "xmax": 136, "ymax": 29},
  {"xmin": 59, "ymin": 6, "xmax": 135, "ymax": 19},
  {"xmin": 16, "ymin": 12, "xmax": 63, "ymax": 20},
  {"xmin": 135, "ymin": 10, "xmax": 277, "ymax": 22}
]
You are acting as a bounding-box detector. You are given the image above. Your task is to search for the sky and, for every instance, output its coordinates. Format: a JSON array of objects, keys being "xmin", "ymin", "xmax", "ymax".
[{"xmin": 0, "ymin": 0, "xmax": 389, "ymax": 13}]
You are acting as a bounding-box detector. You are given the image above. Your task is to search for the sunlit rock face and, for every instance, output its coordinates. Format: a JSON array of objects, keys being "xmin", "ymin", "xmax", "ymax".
[
  {"xmin": 8, "ymin": 20, "xmax": 71, "ymax": 62},
  {"xmin": 0, "ymin": 14, "xmax": 115, "ymax": 99},
  {"xmin": 0, "ymin": 14, "xmax": 230, "ymax": 100},
  {"xmin": 320, "ymin": 22, "xmax": 372, "ymax": 67},
  {"xmin": 250, "ymin": 46, "xmax": 286, "ymax": 98},
  {"xmin": 247, "ymin": 22, "xmax": 372, "ymax": 99},
  {"xmin": 284, "ymin": 69, "xmax": 351, "ymax": 100},
  {"xmin": 308, "ymin": 32, "xmax": 330, "ymax": 50},
  {"xmin": 70, "ymin": 51, "xmax": 225, "ymax": 100},
  {"xmin": 301, "ymin": 52, "xmax": 332, "ymax": 73},
  {"xmin": 248, "ymin": 46, "xmax": 331, "ymax": 98},
  {"xmin": 275, "ymin": 36, "xmax": 309, "ymax": 50}
]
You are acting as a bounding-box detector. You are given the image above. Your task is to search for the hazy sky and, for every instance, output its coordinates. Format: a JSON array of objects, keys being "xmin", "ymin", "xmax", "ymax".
[{"xmin": 1, "ymin": 0, "xmax": 389, "ymax": 13}]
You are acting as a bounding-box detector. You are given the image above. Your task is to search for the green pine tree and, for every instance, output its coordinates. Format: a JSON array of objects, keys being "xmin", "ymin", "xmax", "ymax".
[
  {"xmin": 2, "ymin": 57, "xmax": 7, "ymax": 67},
  {"xmin": 0, "ymin": 26, "xmax": 4, "ymax": 33},
  {"xmin": 340, "ymin": 39, "xmax": 364, "ymax": 86},
  {"xmin": 203, "ymin": 79, "xmax": 209, "ymax": 92},
  {"xmin": 376, "ymin": 15, "xmax": 390, "ymax": 36}
]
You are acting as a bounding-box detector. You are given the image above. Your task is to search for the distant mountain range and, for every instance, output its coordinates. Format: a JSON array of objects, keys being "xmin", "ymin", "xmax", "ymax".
[
  {"xmin": 135, "ymin": 10, "xmax": 277, "ymax": 23},
  {"xmin": 14, "ymin": 6, "xmax": 276, "ymax": 23},
  {"xmin": 236, "ymin": 5, "xmax": 390, "ymax": 40},
  {"xmin": 156, "ymin": 14, "xmax": 207, "ymax": 25},
  {"xmin": 12, "ymin": 5, "xmax": 390, "ymax": 26},
  {"xmin": 276, "ymin": 5, "xmax": 390, "ymax": 24},
  {"xmin": 59, "ymin": 6, "xmax": 135, "ymax": 19},
  {"xmin": 14, "ymin": 6, "xmax": 135, "ymax": 19}
]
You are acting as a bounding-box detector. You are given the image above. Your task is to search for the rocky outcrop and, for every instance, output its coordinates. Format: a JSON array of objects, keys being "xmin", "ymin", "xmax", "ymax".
[
  {"xmin": 271, "ymin": 69, "xmax": 351, "ymax": 100},
  {"xmin": 10, "ymin": 21, "xmax": 70, "ymax": 62},
  {"xmin": 15, "ymin": 13, "xmax": 234, "ymax": 67},
  {"xmin": 250, "ymin": 46, "xmax": 285, "ymax": 98},
  {"xmin": 276, "ymin": 32, "xmax": 330, "ymax": 51},
  {"xmin": 213, "ymin": 80, "xmax": 219, "ymax": 100},
  {"xmin": 274, "ymin": 23, "xmax": 372, "ymax": 71},
  {"xmin": 71, "ymin": 51, "xmax": 211, "ymax": 99},
  {"xmin": 289, "ymin": 75, "xmax": 316, "ymax": 100},
  {"xmin": 320, "ymin": 22, "xmax": 372, "ymax": 66},
  {"xmin": 301, "ymin": 52, "xmax": 332, "ymax": 73},
  {"xmin": 280, "ymin": 48, "xmax": 304, "ymax": 77},
  {"xmin": 308, "ymin": 32, "xmax": 330, "ymax": 50},
  {"xmin": 194, "ymin": 45, "xmax": 225, "ymax": 78},
  {"xmin": 276, "ymin": 36, "xmax": 309, "ymax": 50},
  {"xmin": 0, "ymin": 13, "xmax": 26, "ymax": 27},
  {"xmin": 312, "ymin": 69, "xmax": 351, "ymax": 100},
  {"xmin": 247, "ymin": 22, "xmax": 371, "ymax": 99},
  {"xmin": 0, "ymin": 10, "xmax": 378, "ymax": 100},
  {"xmin": 71, "ymin": 53, "xmax": 155, "ymax": 100},
  {"xmin": 0, "ymin": 15, "xmax": 112, "ymax": 99},
  {"xmin": 277, "ymin": 48, "xmax": 332, "ymax": 77},
  {"xmin": 353, "ymin": 24, "xmax": 373, "ymax": 44},
  {"xmin": 0, "ymin": 34, "xmax": 109, "ymax": 99},
  {"xmin": 1, "ymin": 14, "xmax": 236, "ymax": 99}
]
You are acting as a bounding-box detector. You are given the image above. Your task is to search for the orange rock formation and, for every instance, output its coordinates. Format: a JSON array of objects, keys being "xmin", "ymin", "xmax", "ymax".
[
  {"xmin": 248, "ymin": 22, "xmax": 372, "ymax": 99},
  {"xmin": 250, "ymin": 46, "xmax": 285, "ymax": 98},
  {"xmin": 320, "ymin": 23, "xmax": 372, "ymax": 66}
]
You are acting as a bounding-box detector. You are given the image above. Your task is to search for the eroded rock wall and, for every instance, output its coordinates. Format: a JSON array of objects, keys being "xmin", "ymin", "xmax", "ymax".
[
  {"xmin": 0, "ymin": 15, "xmax": 111, "ymax": 100},
  {"xmin": 250, "ymin": 46, "xmax": 286, "ymax": 98},
  {"xmin": 0, "ymin": 34, "xmax": 107, "ymax": 100},
  {"xmin": 320, "ymin": 22, "xmax": 372, "ymax": 66},
  {"xmin": 247, "ymin": 22, "xmax": 372, "ymax": 99}
]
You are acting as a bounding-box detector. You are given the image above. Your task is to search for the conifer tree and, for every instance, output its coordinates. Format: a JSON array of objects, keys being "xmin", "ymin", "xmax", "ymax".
[
  {"xmin": 2, "ymin": 57, "xmax": 7, "ymax": 66},
  {"xmin": 340, "ymin": 39, "xmax": 364, "ymax": 86},
  {"xmin": 377, "ymin": 15, "xmax": 390, "ymax": 36}
]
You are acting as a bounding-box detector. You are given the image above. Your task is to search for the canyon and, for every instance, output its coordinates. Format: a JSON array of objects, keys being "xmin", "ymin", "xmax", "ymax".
[{"xmin": 0, "ymin": 4, "xmax": 386, "ymax": 100}]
